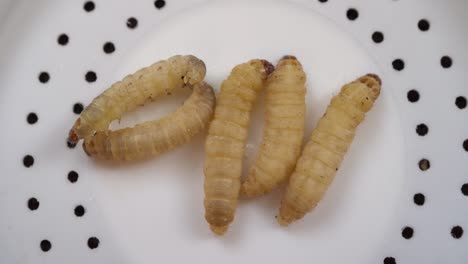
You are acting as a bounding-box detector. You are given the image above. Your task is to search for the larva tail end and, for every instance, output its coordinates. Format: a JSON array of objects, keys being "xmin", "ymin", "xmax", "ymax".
[
  {"xmin": 261, "ymin": 60, "xmax": 275, "ymax": 75},
  {"xmin": 281, "ymin": 55, "xmax": 297, "ymax": 60},
  {"xmin": 277, "ymin": 215, "xmax": 291, "ymax": 227},
  {"xmin": 82, "ymin": 139, "xmax": 95, "ymax": 157},
  {"xmin": 210, "ymin": 224, "xmax": 229, "ymax": 235},
  {"xmin": 185, "ymin": 55, "xmax": 207, "ymax": 85},
  {"xmin": 240, "ymin": 181, "xmax": 265, "ymax": 199}
]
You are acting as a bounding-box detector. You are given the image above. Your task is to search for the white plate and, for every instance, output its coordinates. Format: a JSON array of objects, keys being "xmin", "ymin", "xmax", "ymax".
[{"xmin": 0, "ymin": 0, "xmax": 467, "ymax": 263}]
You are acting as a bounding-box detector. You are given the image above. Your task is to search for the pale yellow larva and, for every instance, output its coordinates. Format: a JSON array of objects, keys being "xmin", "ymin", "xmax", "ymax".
[
  {"xmin": 204, "ymin": 59, "xmax": 274, "ymax": 235},
  {"xmin": 278, "ymin": 74, "xmax": 381, "ymax": 226},
  {"xmin": 68, "ymin": 55, "xmax": 206, "ymax": 144},
  {"xmin": 241, "ymin": 56, "xmax": 306, "ymax": 198},
  {"xmin": 82, "ymin": 82, "xmax": 215, "ymax": 161}
]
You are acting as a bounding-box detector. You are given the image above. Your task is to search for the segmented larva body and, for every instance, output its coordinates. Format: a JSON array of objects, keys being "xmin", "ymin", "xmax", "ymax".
[
  {"xmin": 83, "ymin": 82, "xmax": 215, "ymax": 161},
  {"xmin": 241, "ymin": 56, "xmax": 306, "ymax": 198},
  {"xmin": 204, "ymin": 59, "xmax": 274, "ymax": 235},
  {"xmin": 278, "ymin": 74, "xmax": 381, "ymax": 226},
  {"xmin": 68, "ymin": 55, "xmax": 206, "ymax": 144}
]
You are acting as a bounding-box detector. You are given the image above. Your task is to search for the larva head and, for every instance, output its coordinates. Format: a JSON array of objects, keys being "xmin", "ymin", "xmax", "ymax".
[
  {"xmin": 343, "ymin": 73, "xmax": 381, "ymax": 112},
  {"xmin": 183, "ymin": 55, "xmax": 207, "ymax": 85},
  {"xmin": 68, "ymin": 118, "xmax": 87, "ymax": 144},
  {"xmin": 82, "ymin": 138, "xmax": 96, "ymax": 157},
  {"xmin": 246, "ymin": 59, "xmax": 274, "ymax": 79},
  {"xmin": 278, "ymin": 55, "xmax": 303, "ymax": 69},
  {"xmin": 359, "ymin": 73, "xmax": 381, "ymax": 99}
]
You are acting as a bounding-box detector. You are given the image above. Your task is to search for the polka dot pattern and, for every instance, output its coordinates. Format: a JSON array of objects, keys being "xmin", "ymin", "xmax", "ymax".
[
  {"xmin": 73, "ymin": 103, "xmax": 84, "ymax": 115},
  {"xmin": 38, "ymin": 72, "xmax": 50, "ymax": 83},
  {"xmin": 83, "ymin": 1, "xmax": 95, "ymax": 12},
  {"xmin": 28, "ymin": 197, "xmax": 40, "ymax": 210},
  {"xmin": 40, "ymin": 240, "xmax": 52, "ymax": 252},
  {"xmin": 154, "ymin": 0, "xmax": 166, "ymax": 9},
  {"xmin": 4, "ymin": 1, "xmax": 467, "ymax": 263},
  {"xmin": 346, "ymin": 8, "xmax": 359, "ymax": 21},
  {"xmin": 413, "ymin": 193, "xmax": 425, "ymax": 206},
  {"xmin": 103, "ymin": 42, "xmax": 115, "ymax": 54},
  {"xmin": 87, "ymin": 237, "xmax": 100, "ymax": 249},
  {"xmin": 127, "ymin": 17, "xmax": 138, "ymax": 29},
  {"xmin": 372, "ymin": 31, "xmax": 384, "ymax": 43},
  {"xmin": 392, "ymin": 59, "xmax": 405, "ymax": 71},
  {"xmin": 418, "ymin": 159, "xmax": 430, "ymax": 171},
  {"xmin": 27, "ymin": 113, "xmax": 38, "ymax": 124},
  {"xmin": 23, "ymin": 155, "xmax": 34, "ymax": 168},
  {"xmin": 455, "ymin": 96, "xmax": 467, "ymax": 109},
  {"xmin": 68, "ymin": 171, "xmax": 79, "ymax": 183},
  {"xmin": 57, "ymin": 34, "xmax": 69, "ymax": 46},
  {"xmin": 418, "ymin": 19, "xmax": 430, "ymax": 31},
  {"xmin": 407, "ymin": 90, "xmax": 420, "ymax": 103},
  {"xmin": 451, "ymin": 226, "xmax": 464, "ymax": 239}
]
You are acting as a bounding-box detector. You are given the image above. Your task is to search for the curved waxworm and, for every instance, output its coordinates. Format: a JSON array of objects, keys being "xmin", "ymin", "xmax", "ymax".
[
  {"xmin": 278, "ymin": 73, "xmax": 381, "ymax": 226},
  {"xmin": 82, "ymin": 82, "xmax": 215, "ymax": 161},
  {"xmin": 68, "ymin": 55, "xmax": 206, "ymax": 144},
  {"xmin": 204, "ymin": 59, "xmax": 274, "ymax": 235},
  {"xmin": 241, "ymin": 56, "xmax": 306, "ymax": 198}
]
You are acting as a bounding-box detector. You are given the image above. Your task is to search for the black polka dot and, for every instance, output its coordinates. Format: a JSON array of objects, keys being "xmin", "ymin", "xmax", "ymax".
[
  {"xmin": 127, "ymin": 17, "xmax": 138, "ymax": 29},
  {"xmin": 154, "ymin": 0, "xmax": 166, "ymax": 9},
  {"xmin": 23, "ymin": 155, "xmax": 34, "ymax": 168},
  {"xmin": 40, "ymin": 240, "xmax": 51, "ymax": 252},
  {"xmin": 416, "ymin": 124, "xmax": 428, "ymax": 136},
  {"xmin": 85, "ymin": 71, "xmax": 97, "ymax": 83},
  {"xmin": 463, "ymin": 139, "xmax": 468, "ymax": 152},
  {"xmin": 401, "ymin": 226, "xmax": 414, "ymax": 239},
  {"xmin": 318, "ymin": 0, "xmax": 328, "ymax": 2},
  {"xmin": 83, "ymin": 1, "xmax": 95, "ymax": 12},
  {"xmin": 441, "ymin": 56, "xmax": 453, "ymax": 68},
  {"xmin": 407, "ymin": 90, "xmax": 420, "ymax": 103},
  {"xmin": 28, "ymin": 197, "xmax": 40, "ymax": 210},
  {"xmin": 392, "ymin": 59, "xmax": 405, "ymax": 71},
  {"xmin": 87, "ymin": 237, "xmax": 100, "ymax": 249},
  {"xmin": 413, "ymin": 193, "xmax": 425, "ymax": 206},
  {"xmin": 73, "ymin": 103, "xmax": 84, "ymax": 115},
  {"xmin": 38, "ymin": 72, "xmax": 50, "ymax": 83},
  {"xmin": 451, "ymin": 226, "xmax": 463, "ymax": 239},
  {"xmin": 418, "ymin": 159, "xmax": 430, "ymax": 171},
  {"xmin": 57, "ymin": 34, "xmax": 69, "ymax": 46},
  {"xmin": 461, "ymin": 184, "xmax": 468, "ymax": 196},
  {"xmin": 67, "ymin": 139, "xmax": 77, "ymax": 149},
  {"xmin": 372, "ymin": 31, "xmax": 384, "ymax": 44},
  {"xmin": 418, "ymin": 19, "xmax": 430, "ymax": 31},
  {"xmin": 346, "ymin": 8, "xmax": 359, "ymax": 21},
  {"xmin": 74, "ymin": 205, "xmax": 86, "ymax": 217},
  {"xmin": 383, "ymin": 257, "xmax": 396, "ymax": 264},
  {"xmin": 68, "ymin": 170, "xmax": 79, "ymax": 183},
  {"xmin": 455, "ymin": 96, "xmax": 467, "ymax": 109},
  {"xmin": 27, "ymin": 113, "xmax": 38, "ymax": 125},
  {"xmin": 103, "ymin": 42, "xmax": 115, "ymax": 54}
]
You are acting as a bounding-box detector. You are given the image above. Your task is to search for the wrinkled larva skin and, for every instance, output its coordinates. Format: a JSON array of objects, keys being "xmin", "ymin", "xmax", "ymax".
[
  {"xmin": 242, "ymin": 56, "xmax": 306, "ymax": 198},
  {"xmin": 68, "ymin": 55, "xmax": 206, "ymax": 144},
  {"xmin": 204, "ymin": 59, "xmax": 274, "ymax": 235},
  {"xmin": 82, "ymin": 82, "xmax": 215, "ymax": 161},
  {"xmin": 278, "ymin": 74, "xmax": 381, "ymax": 226}
]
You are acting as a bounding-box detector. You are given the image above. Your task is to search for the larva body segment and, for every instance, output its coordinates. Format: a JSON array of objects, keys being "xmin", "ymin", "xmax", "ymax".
[
  {"xmin": 241, "ymin": 56, "xmax": 306, "ymax": 198},
  {"xmin": 278, "ymin": 74, "xmax": 381, "ymax": 226},
  {"xmin": 204, "ymin": 59, "xmax": 274, "ymax": 235},
  {"xmin": 68, "ymin": 55, "xmax": 206, "ymax": 144},
  {"xmin": 83, "ymin": 82, "xmax": 215, "ymax": 161}
]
